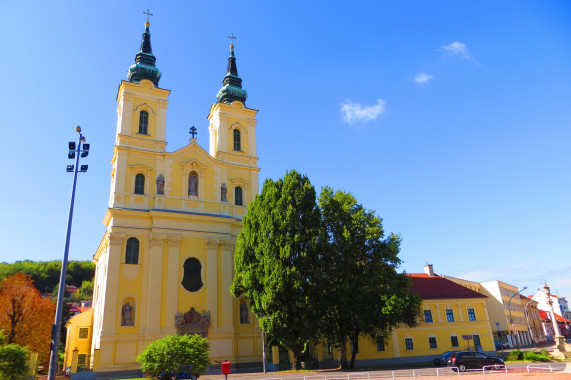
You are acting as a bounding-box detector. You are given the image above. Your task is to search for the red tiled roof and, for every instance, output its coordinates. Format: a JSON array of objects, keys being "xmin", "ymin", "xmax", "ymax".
[
  {"xmin": 407, "ymin": 273, "xmax": 487, "ymax": 300},
  {"xmin": 538, "ymin": 310, "xmax": 571, "ymax": 323},
  {"xmin": 77, "ymin": 306, "xmax": 92, "ymax": 313}
]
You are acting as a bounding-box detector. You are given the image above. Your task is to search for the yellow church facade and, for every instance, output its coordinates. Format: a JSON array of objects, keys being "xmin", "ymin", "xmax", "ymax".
[{"xmin": 67, "ymin": 20, "xmax": 263, "ymax": 374}]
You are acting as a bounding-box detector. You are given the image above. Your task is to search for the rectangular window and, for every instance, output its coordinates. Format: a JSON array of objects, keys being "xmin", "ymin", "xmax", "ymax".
[
  {"xmin": 468, "ymin": 308, "xmax": 476, "ymax": 321},
  {"xmin": 446, "ymin": 309, "xmax": 455, "ymax": 322},
  {"xmin": 429, "ymin": 337, "xmax": 437, "ymax": 349},
  {"xmin": 78, "ymin": 354, "xmax": 86, "ymax": 365},
  {"xmin": 473, "ymin": 334, "xmax": 481, "ymax": 347},
  {"xmin": 78, "ymin": 328, "xmax": 89, "ymax": 339},
  {"xmin": 424, "ymin": 310, "xmax": 433, "ymax": 323},
  {"xmin": 451, "ymin": 336, "xmax": 459, "ymax": 347},
  {"xmin": 405, "ymin": 338, "xmax": 414, "ymax": 350},
  {"xmin": 376, "ymin": 336, "xmax": 385, "ymax": 352}
]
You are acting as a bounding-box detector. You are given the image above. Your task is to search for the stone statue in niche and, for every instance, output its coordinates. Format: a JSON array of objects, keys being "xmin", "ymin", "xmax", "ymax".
[
  {"xmin": 221, "ymin": 183, "xmax": 227, "ymax": 202},
  {"xmin": 156, "ymin": 174, "xmax": 164, "ymax": 195},
  {"xmin": 175, "ymin": 307, "xmax": 211, "ymax": 337},
  {"xmin": 240, "ymin": 302, "xmax": 249, "ymax": 324},
  {"xmin": 188, "ymin": 172, "xmax": 198, "ymax": 196},
  {"xmin": 122, "ymin": 302, "xmax": 134, "ymax": 326}
]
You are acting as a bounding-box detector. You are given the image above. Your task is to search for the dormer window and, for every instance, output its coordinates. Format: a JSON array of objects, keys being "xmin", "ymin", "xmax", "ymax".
[
  {"xmin": 138, "ymin": 111, "xmax": 149, "ymax": 134},
  {"xmin": 233, "ymin": 129, "xmax": 241, "ymax": 151}
]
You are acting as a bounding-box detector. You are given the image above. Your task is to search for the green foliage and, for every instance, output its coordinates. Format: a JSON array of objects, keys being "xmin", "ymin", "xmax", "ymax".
[
  {"xmin": 523, "ymin": 351, "xmax": 551, "ymax": 362},
  {"xmin": 0, "ymin": 343, "xmax": 30, "ymax": 380},
  {"xmin": 74, "ymin": 279, "xmax": 94, "ymax": 301},
  {"xmin": 506, "ymin": 349, "xmax": 523, "ymax": 361},
  {"xmin": 136, "ymin": 334, "xmax": 210, "ymax": 379},
  {"xmin": 318, "ymin": 187, "xmax": 422, "ymax": 368},
  {"xmin": 0, "ymin": 260, "xmax": 94, "ymax": 295},
  {"xmin": 231, "ymin": 170, "xmax": 324, "ymax": 369},
  {"xmin": 540, "ymin": 348, "xmax": 550, "ymax": 357}
]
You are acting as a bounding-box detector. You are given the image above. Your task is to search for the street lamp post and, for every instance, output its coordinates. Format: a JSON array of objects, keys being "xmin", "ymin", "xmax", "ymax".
[
  {"xmin": 524, "ymin": 299, "xmax": 535, "ymax": 346},
  {"xmin": 496, "ymin": 322, "xmax": 504, "ymax": 356},
  {"xmin": 48, "ymin": 126, "xmax": 90, "ymax": 380},
  {"xmin": 507, "ymin": 286, "xmax": 528, "ymax": 349}
]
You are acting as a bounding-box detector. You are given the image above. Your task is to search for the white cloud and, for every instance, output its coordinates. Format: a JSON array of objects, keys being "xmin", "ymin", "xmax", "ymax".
[
  {"xmin": 413, "ymin": 72, "xmax": 433, "ymax": 85},
  {"xmin": 441, "ymin": 41, "xmax": 472, "ymax": 60},
  {"xmin": 340, "ymin": 99, "xmax": 385, "ymax": 124}
]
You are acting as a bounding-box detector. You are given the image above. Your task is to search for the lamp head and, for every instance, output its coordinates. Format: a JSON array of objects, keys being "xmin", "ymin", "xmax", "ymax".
[{"xmin": 76, "ymin": 126, "xmax": 81, "ymax": 132}]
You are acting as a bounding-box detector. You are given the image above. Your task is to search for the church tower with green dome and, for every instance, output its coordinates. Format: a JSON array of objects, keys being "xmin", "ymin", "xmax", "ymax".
[{"xmin": 64, "ymin": 16, "xmax": 262, "ymax": 375}]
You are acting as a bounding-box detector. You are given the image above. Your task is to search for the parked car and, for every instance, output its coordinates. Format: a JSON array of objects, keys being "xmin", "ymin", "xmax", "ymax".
[
  {"xmin": 447, "ymin": 351, "xmax": 505, "ymax": 372},
  {"xmin": 433, "ymin": 351, "xmax": 458, "ymax": 366}
]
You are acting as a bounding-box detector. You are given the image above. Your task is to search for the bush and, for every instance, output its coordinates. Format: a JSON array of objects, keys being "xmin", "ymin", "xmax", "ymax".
[
  {"xmin": 136, "ymin": 334, "xmax": 210, "ymax": 380},
  {"xmin": 540, "ymin": 348, "xmax": 550, "ymax": 357},
  {"xmin": 506, "ymin": 349, "xmax": 523, "ymax": 361},
  {"xmin": 0, "ymin": 343, "xmax": 30, "ymax": 380},
  {"xmin": 523, "ymin": 351, "xmax": 551, "ymax": 362}
]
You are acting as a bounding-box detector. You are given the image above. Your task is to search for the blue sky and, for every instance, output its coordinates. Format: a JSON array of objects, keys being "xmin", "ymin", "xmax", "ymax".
[{"xmin": 1, "ymin": 1, "xmax": 570, "ymax": 299}]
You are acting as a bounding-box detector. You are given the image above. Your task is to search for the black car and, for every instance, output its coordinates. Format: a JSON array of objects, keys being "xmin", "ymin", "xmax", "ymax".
[
  {"xmin": 447, "ymin": 351, "xmax": 504, "ymax": 372},
  {"xmin": 433, "ymin": 351, "xmax": 457, "ymax": 366}
]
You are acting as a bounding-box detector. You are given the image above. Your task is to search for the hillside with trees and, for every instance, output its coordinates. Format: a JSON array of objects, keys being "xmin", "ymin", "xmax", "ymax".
[{"xmin": 0, "ymin": 260, "xmax": 94, "ymax": 296}]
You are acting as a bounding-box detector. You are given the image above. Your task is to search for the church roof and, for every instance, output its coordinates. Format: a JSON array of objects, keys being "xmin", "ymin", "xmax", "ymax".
[
  {"xmin": 127, "ymin": 20, "xmax": 162, "ymax": 86},
  {"xmin": 407, "ymin": 273, "xmax": 487, "ymax": 300},
  {"xmin": 216, "ymin": 39, "xmax": 248, "ymax": 104}
]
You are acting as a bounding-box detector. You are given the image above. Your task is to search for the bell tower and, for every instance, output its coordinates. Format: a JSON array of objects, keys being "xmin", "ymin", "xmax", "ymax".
[{"xmin": 208, "ymin": 38, "xmax": 258, "ymax": 169}]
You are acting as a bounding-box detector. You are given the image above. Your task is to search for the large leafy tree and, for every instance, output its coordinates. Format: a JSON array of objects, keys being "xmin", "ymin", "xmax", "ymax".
[
  {"xmin": 318, "ymin": 187, "xmax": 422, "ymax": 368},
  {"xmin": 0, "ymin": 273, "xmax": 55, "ymax": 368},
  {"xmin": 231, "ymin": 170, "xmax": 324, "ymax": 370}
]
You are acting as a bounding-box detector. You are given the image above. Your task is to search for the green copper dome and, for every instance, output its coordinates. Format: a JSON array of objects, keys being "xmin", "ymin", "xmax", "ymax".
[
  {"xmin": 128, "ymin": 22, "xmax": 162, "ymax": 86},
  {"xmin": 216, "ymin": 44, "xmax": 247, "ymax": 104}
]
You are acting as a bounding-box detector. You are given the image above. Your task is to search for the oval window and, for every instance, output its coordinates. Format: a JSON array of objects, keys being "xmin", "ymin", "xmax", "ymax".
[{"xmin": 182, "ymin": 258, "xmax": 203, "ymax": 292}]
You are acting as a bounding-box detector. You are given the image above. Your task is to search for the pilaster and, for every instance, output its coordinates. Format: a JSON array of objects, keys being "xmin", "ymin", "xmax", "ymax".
[
  {"xmin": 102, "ymin": 233, "xmax": 124, "ymax": 336},
  {"xmin": 220, "ymin": 239, "xmax": 235, "ymax": 332},
  {"xmin": 165, "ymin": 235, "xmax": 182, "ymax": 332},
  {"xmin": 206, "ymin": 239, "xmax": 220, "ymax": 329},
  {"xmin": 146, "ymin": 234, "xmax": 165, "ymax": 334}
]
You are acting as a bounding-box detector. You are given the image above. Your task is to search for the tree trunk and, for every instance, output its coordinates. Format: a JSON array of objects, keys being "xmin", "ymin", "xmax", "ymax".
[
  {"xmin": 291, "ymin": 343, "xmax": 303, "ymax": 370},
  {"xmin": 349, "ymin": 336, "xmax": 359, "ymax": 369},
  {"xmin": 337, "ymin": 332, "xmax": 348, "ymax": 369}
]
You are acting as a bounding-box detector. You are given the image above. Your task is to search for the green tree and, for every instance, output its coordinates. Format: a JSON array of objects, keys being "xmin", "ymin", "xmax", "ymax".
[
  {"xmin": 0, "ymin": 330, "xmax": 30, "ymax": 380},
  {"xmin": 231, "ymin": 170, "xmax": 324, "ymax": 370},
  {"xmin": 136, "ymin": 334, "xmax": 210, "ymax": 380},
  {"xmin": 318, "ymin": 187, "xmax": 422, "ymax": 368}
]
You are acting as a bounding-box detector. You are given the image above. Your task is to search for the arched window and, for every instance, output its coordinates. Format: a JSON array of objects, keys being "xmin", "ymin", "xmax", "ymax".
[
  {"xmin": 235, "ymin": 186, "xmax": 243, "ymax": 206},
  {"xmin": 125, "ymin": 238, "xmax": 139, "ymax": 264},
  {"xmin": 233, "ymin": 129, "xmax": 241, "ymax": 151},
  {"xmin": 182, "ymin": 258, "xmax": 203, "ymax": 292},
  {"xmin": 134, "ymin": 174, "xmax": 145, "ymax": 194},
  {"xmin": 138, "ymin": 111, "xmax": 149, "ymax": 134},
  {"xmin": 188, "ymin": 172, "xmax": 198, "ymax": 196}
]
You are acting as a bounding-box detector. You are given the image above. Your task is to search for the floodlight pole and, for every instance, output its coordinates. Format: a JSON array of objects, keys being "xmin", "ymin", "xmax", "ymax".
[{"xmin": 48, "ymin": 126, "xmax": 89, "ymax": 380}]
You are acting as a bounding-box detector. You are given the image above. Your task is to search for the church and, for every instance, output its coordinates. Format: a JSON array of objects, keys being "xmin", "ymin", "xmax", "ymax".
[{"xmin": 65, "ymin": 17, "xmax": 263, "ymax": 374}]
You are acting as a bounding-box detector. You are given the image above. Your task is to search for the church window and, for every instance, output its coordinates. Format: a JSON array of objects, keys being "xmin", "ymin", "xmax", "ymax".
[
  {"xmin": 233, "ymin": 129, "xmax": 241, "ymax": 151},
  {"xmin": 78, "ymin": 354, "xmax": 87, "ymax": 365},
  {"xmin": 188, "ymin": 172, "xmax": 198, "ymax": 196},
  {"xmin": 182, "ymin": 258, "xmax": 203, "ymax": 292},
  {"xmin": 138, "ymin": 110, "xmax": 149, "ymax": 134},
  {"xmin": 125, "ymin": 238, "xmax": 139, "ymax": 264},
  {"xmin": 134, "ymin": 174, "xmax": 145, "ymax": 194},
  {"xmin": 235, "ymin": 186, "xmax": 243, "ymax": 206}
]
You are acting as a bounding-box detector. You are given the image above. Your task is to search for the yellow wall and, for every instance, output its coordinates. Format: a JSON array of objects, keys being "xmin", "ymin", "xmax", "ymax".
[
  {"xmin": 83, "ymin": 77, "xmax": 262, "ymax": 373},
  {"xmin": 332, "ymin": 298, "xmax": 495, "ymax": 365},
  {"xmin": 65, "ymin": 309, "xmax": 94, "ymax": 369}
]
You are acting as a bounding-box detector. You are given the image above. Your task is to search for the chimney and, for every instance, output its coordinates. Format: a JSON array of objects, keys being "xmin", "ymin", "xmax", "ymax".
[{"xmin": 424, "ymin": 263, "xmax": 435, "ymax": 276}]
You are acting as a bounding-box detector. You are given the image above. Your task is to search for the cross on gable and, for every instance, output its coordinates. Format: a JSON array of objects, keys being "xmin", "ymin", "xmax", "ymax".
[{"xmin": 189, "ymin": 126, "xmax": 198, "ymax": 139}]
